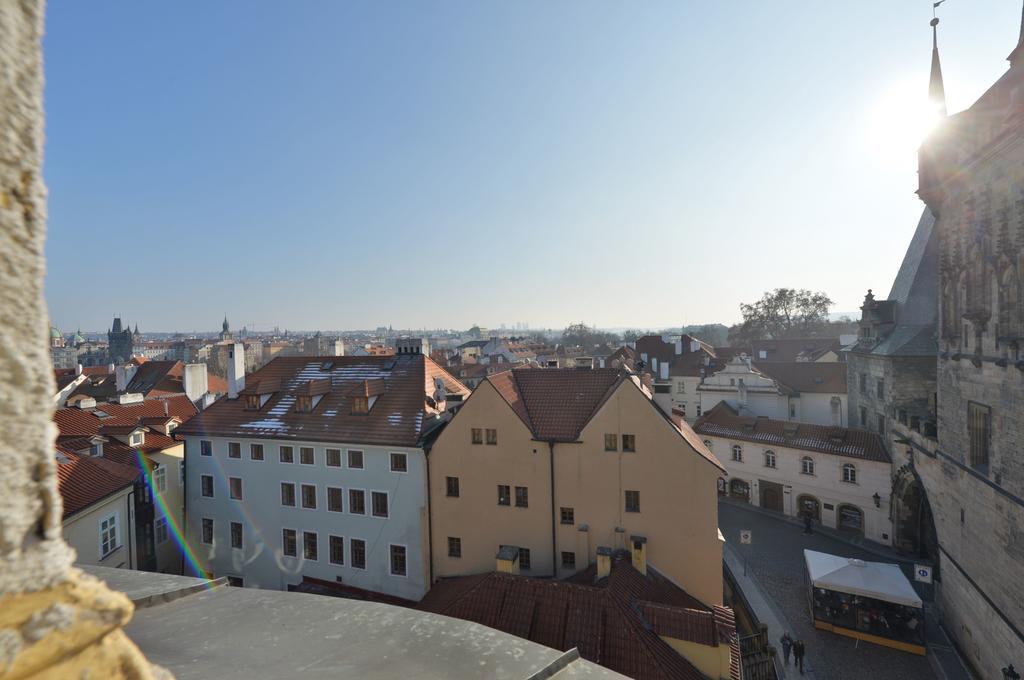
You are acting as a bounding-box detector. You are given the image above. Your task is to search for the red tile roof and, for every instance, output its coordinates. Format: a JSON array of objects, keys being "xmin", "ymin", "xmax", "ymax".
[
  {"xmin": 55, "ymin": 450, "xmax": 138, "ymax": 519},
  {"xmin": 54, "ymin": 395, "xmax": 198, "ymax": 440},
  {"xmin": 176, "ymin": 355, "xmax": 469, "ymax": 447},
  {"xmin": 693, "ymin": 402, "xmax": 891, "ymax": 463},
  {"xmin": 487, "ymin": 368, "xmax": 623, "ymax": 441},
  {"xmin": 750, "ymin": 338, "xmax": 842, "ymax": 363},
  {"xmin": 419, "ymin": 551, "xmax": 739, "ymax": 680}
]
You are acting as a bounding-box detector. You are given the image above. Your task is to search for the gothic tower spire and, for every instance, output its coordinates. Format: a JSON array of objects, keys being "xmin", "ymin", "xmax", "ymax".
[
  {"xmin": 929, "ymin": 17, "xmax": 947, "ymax": 117},
  {"xmin": 1009, "ymin": 2, "xmax": 1024, "ymax": 67}
]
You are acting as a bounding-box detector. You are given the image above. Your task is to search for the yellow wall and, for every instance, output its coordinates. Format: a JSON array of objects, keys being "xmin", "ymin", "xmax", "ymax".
[
  {"xmin": 148, "ymin": 443, "xmax": 184, "ymax": 574},
  {"xmin": 430, "ymin": 377, "xmax": 724, "ymax": 606},
  {"xmin": 63, "ymin": 489, "xmax": 132, "ymax": 568}
]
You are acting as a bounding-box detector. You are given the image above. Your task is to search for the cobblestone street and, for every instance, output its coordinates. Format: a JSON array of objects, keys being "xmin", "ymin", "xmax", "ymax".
[{"xmin": 719, "ymin": 501, "xmax": 937, "ymax": 680}]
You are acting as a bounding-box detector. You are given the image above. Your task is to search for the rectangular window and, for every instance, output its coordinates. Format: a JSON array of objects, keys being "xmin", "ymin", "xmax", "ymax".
[
  {"xmin": 200, "ymin": 440, "xmax": 212, "ymax": 456},
  {"xmin": 250, "ymin": 443, "xmax": 264, "ymax": 461},
  {"xmin": 201, "ymin": 474, "xmax": 214, "ymax": 498},
  {"xmin": 859, "ymin": 407, "xmax": 867, "ymax": 428},
  {"xmin": 327, "ymin": 487, "xmax": 343, "ymax": 512},
  {"xmin": 471, "ymin": 428, "xmax": 483, "ymax": 444},
  {"xmin": 153, "ymin": 464, "xmax": 167, "ymax": 493},
  {"xmin": 877, "ymin": 414, "xmax": 885, "ymax": 435},
  {"xmin": 390, "ymin": 545, "xmax": 407, "ymax": 576},
  {"xmin": 859, "ymin": 373, "xmax": 867, "ymax": 394},
  {"xmin": 560, "ymin": 507, "xmax": 574, "ymax": 525},
  {"xmin": 622, "ymin": 434, "xmax": 635, "ymax": 452},
  {"xmin": 561, "ymin": 551, "xmax": 576, "ymax": 570},
  {"xmin": 230, "ymin": 521, "xmax": 243, "ymax": 549},
  {"xmin": 282, "ymin": 528, "xmax": 297, "ymax": 557},
  {"xmin": 303, "ymin": 531, "xmax": 318, "ymax": 561},
  {"xmin": 448, "ymin": 536, "xmax": 462, "ymax": 558},
  {"xmin": 518, "ymin": 547, "xmax": 531, "ymax": 570},
  {"xmin": 351, "ymin": 538, "xmax": 366, "ymax": 569},
  {"xmin": 330, "ymin": 535, "xmax": 344, "ymax": 565},
  {"xmin": 372, "ymin": 491, "xmax": 389, "ymax": 518},
  {"xmin": 390, "ymin": 452, "xmax": 408, "ymax": 472},
  {"xmin": 968, "ymin": 402, "xmax": 991, "ymax": 472},
  {"xmin": 515, "ymin": 486, "xmax": 528, "ymax": 508},
  {"xmin": 301, "ymin": 484, "xmax": 317, "ymax": 509},
  {"xmin": 281, "ymin": 482, "xmax": 296, "ymax": 507},
  {"xmin": 347, "ymin": 450, "xmax": 363, "ymax": 469},
  {"xmin": 625, "ymin": 490, "xmax": 640, "ymax": 513},
  {"xmin": 876, "ymin": 379, "xmax": 885, "ymax": 400},
  {"xmin": 789, "ymin": 403, "xmax": 797, "ymax": 418},
  {"xmin": 326, "ymin": 449, "xmax": 341, "ymax": 467},
  {"xmin": 227, "ymin": 576, "xmax": 244, "ymax": 588},
  {"xmin": 229, "ymin": 477, "xmax": 243, "ymax": 500},
  {"xmin": 228, "ymin": 442, "xmax": 241, "ymax": 459},
  {"xmin": 99, "ymin": 513, "xmax": 119, "ymax": 557},
  {"xmin": 604, "ymin": 434, "xmax": 618, "ymax": 451},
  {"xmin": 279, "ymin": 445, "xmax": 294, "ymax": 463},
  {"xmin": 485, "ymin": 428, "xmax": 498, "ymax": 445},
  {"xmin": 299, "ymin": 447, "xmax": 314, "ymax": 465},
  {"xmin": 349, "ymin": 489, "xmax": 366, "ymax": 515},
  {"xmin": 446, "ymin": 476, "xmax": 460, "ymax": 497},
  {"xmin": 497, "ymin": 485, "xmax": 510, "ymax": 506},
  {"xmin": 155, "ymin": 516, "xmax": 168, "ymax": 544},
  {"xmin": 201, "ymin": 517, "xmax": 213, "ymax": 545}
]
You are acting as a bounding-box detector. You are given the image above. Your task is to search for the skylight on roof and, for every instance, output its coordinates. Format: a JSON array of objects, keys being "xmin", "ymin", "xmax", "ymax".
[{"xmin": 92, "ymin": 410, "xmax": 111, "ymax": 419}]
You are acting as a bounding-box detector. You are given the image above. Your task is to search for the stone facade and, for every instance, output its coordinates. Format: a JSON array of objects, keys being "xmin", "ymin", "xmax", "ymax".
[{"xmin": 915, "ymin": 14, "xmax": 1024, "ymax": 677}]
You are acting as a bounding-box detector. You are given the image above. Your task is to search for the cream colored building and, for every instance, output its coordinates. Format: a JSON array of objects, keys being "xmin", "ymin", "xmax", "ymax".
[{"xmin": 428, "ymin": 368, "xmax": 727, "ymax": 607}]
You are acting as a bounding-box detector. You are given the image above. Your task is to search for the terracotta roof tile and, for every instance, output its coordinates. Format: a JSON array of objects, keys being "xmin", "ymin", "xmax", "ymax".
[
  {"xmin": 55, "ymin": 451, "xmax": 138, "ymax": 519},
  {"xmin": 176, "ymin": 355, "xmax": 469, "ymax": 447},
  {"xmin": 753, "ymin": 361, "xmax": 847, "ymax": 394},
  {"xmin": 420, "ymin": 551, "xmax": 736, "ymax": 680},
  {"xmin": 694, "ymin": 402, "xmax": 890, "ymax": 463}
]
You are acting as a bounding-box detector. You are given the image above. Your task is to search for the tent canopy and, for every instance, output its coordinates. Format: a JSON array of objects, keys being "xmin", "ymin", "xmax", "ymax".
[{"xmin": 803, "ymin": 549, "xmax": 923, "ymax": 608}]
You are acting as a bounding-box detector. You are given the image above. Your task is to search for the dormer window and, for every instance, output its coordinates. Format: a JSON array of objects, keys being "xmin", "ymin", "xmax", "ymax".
[
  {"xmin": 129, "ymin": 430, "xmax": 144, "ymax": 447},
  {"xmin": 352, "ymin": 396, "xmax": 369, "ymax": 414},
  {"xmin": 245, "ymin": 394, "xmax": 260, "ymax": 411},
  {"xmin": 296, "ymin": 395, "xmax": 314, "ymax": 413}
]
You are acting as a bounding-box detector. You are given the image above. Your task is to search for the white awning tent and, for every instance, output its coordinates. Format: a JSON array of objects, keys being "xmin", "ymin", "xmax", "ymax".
[{"xmin": 803, "ymin": 550, "xmax": 923, "ymax": 608}]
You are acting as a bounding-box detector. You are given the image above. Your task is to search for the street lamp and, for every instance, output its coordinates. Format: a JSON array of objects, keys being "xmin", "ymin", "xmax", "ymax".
[
  {"xmin": 873, "ymin": 492, "xmax": 881, "ymax": 508},
  {"xmin": 1003, "ymin": 664, "xmax": 1020, "ymax": 680}
]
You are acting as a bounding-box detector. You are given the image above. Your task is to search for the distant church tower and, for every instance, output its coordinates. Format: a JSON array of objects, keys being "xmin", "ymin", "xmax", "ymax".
[
  {"xmin": 107, "ymin": 316, "xmax": 133, "ymax": 363},
  {"xmin": 220, "ymin": 315, "xmax": 233, "ymax": 343}
]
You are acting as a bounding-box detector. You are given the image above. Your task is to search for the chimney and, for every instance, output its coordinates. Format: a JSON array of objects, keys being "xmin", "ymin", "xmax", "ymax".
[
  {"xmin": 596, "ymin": 546, "xmax": 613, "ymax": 580},
  {"xmin": 77, "ymin": 397, "xmax": 97, "ymax": 409},
  {"xmin": 630, "ymin": 535, "xmax": 647, "ymax": 575},
  {"xmin": 75, "ymin": 363, "xmax": 83, "ymax": 376},
  {"xmin": 651, "ymin": 357, "xmax": 658, "ymax": 374},
  {"xmin": 227, "ymin": 343, "xmax": 246, "ymax": 399},
  {"xmin": 496, "ymin": 545, "xmax": 520, "ymax": 575},
  {"xmin": 183, "ymin": 363, "xmax": 209, "ymax": 402},
  {"xmin": 640, "ymin": 372, "xmax": 653, "ymax": 393},
  {"xmin": 115, "ymin": 364, "xmax": 137, "ymax": 392}
]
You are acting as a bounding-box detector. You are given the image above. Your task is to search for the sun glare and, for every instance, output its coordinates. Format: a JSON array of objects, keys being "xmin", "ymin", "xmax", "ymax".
[{"xmin": 865, "ymin": 80, "xmax": 942, "ymax": 165}]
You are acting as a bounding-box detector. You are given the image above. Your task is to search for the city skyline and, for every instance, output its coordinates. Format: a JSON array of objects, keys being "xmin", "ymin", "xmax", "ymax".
[{"xmin": 43, "ymin": 2, "xmax": 1019, "ymax": 330}]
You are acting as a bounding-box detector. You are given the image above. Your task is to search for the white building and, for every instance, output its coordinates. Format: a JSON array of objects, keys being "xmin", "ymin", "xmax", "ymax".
[
  {"xmin": 695, "ymin": 402, "xmax": 892, "ymax": 544},
  {"xmin": 177, "ymin": 346, "xmax": 468, "ymax": 600},
  {"xmin": 697, "ymin": 354, "xmax": 848, "ymax": 426}
]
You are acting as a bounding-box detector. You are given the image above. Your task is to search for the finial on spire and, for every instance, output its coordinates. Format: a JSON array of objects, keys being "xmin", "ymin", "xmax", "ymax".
[
  {"xmin": 1009, "ymin": 2, "xmax": 1024, "ymax": 66},
  {"xmin": 929, "ymin": 14, "xmax": 947, "ymax": 117}
]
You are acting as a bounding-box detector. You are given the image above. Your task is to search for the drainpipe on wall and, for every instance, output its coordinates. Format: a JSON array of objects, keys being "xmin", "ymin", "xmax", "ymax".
[{"xmin": 549, "ymin": 441, "xmax": 557, "ymax": 577}]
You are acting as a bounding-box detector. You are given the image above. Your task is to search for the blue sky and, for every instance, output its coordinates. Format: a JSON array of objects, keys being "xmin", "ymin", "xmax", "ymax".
[{"xmin": 43, "ymin": 1, "xmax": 1020, "ymax": 333}]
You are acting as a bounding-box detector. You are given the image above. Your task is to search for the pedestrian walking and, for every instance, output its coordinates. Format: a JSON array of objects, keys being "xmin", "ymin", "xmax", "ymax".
[
  {"xmin": 779, "ymin": 632, "xmax": 793, "ymax": 665},
  {"xmin": 793, "ymin": 639, "xmax": 806, "ymax": 675},
  {"xmin": 803, "ymin": 510, "xmax": 813, "ymax": 535}
]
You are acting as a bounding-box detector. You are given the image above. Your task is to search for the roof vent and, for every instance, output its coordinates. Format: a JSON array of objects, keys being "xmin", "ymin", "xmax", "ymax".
[
  {"xmin": 91, "ymin": 409, "xmax": 112, "ymax": 420},
  {"xmin": 77, "ymin": 397, "xmax": 97, "ymax": 410}
]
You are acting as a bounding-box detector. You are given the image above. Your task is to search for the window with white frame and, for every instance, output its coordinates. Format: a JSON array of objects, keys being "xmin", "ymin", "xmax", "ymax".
[
  {"xmin": 390, "ymin": 452, "xmax": 408, "ymax": 472},
  {"xmin": 201, "ymin": 517, "xmax": 214, "ymax": 545},
  {"xmin": 280, "ymin": 482, "xmax": 296, "ymax": 507},
  {"xmin": 155, "ymin": 516, "xmax": 168, "ymax": 544},
  {"xmin": 229, "ymin": 477, "xmax": 243, "ymax": 500},
  {"xmin": 200, "ymin": 440, "xmax": 212, "ymax": 456},
  {"xmin": 390, "ymin": 544, "xmax": 407, "ymax": 576},
  {"xmin": 99, "ymin": 512, "xmax": 119, "ymax": 558},
  {"xmin": 153, "ymin": 464, "xmax": 166, "ymax": 493},
  {"xmin": 801, "ymin": 456, "xmax": 815, "ymax": 475},
  {"xmin": 372, "ymin": 491, "xmax": 389, "ymax": 518},
  {"xmin": 301, "ymin": 483, "xmax": 317, "ymax": 509},
  {"xmin": 732, "ymin": 445, "xmax": 743, "ymax": 462},
  {"xmin": 327, "ymin": 486, "xmax": 343, "ymax": 512},
  {"xmin": 764, "ymin": 450, "xmax": 776, "ymax": 468},
  {"xmin": 231, "ymin": 521, "xmax": 243, "ymax": 549},
  {"xmin": 129, "ymin": 431, "xmax": 143, "ymax": 447},
  {"xmin": 842, "ymin": 463, "xmax": 857, "ymax": 484},
  {"xmin": 201, "ymin": 474, "xmax": 214, "ymax": 497}
]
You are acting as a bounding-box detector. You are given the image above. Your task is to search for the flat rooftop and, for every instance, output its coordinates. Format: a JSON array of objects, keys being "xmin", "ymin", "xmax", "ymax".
[{"xmin": 81, "ymin": 565, "xmax": 623, "ymax": 679}]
